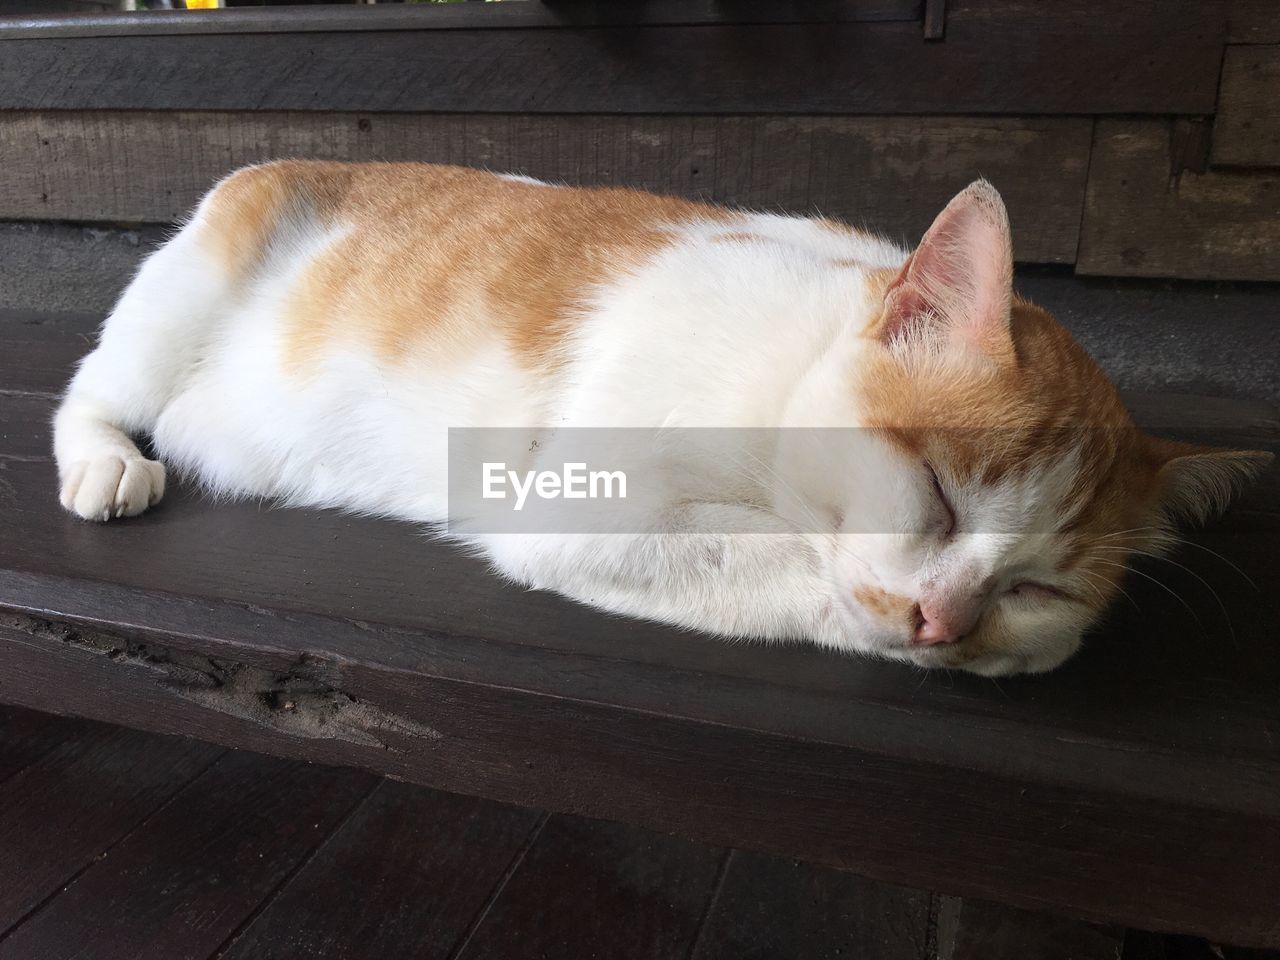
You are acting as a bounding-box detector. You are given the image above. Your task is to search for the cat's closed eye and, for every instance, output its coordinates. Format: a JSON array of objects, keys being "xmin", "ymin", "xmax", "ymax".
[
  {"xmin": 926, "ymin": 463, "xmax": 957, "ymax": 539},
  {"xmin": 1007, "ymin": 581, "xmax": 1071, "ymax": 603}
]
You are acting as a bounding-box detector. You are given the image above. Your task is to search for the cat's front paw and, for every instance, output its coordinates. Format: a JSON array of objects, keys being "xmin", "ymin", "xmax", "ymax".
[{"xmin": 59, "ymin": 456, "xmax": 165, "ymax": 521}]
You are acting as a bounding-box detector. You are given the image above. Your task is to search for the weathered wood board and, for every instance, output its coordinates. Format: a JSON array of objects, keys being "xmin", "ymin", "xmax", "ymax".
[
  {"xmin": 936, "ymin": 898, "xmax": 1124, "ymax": 960},
  {"xmin": 0, "ymin": 2, "xmax": 1226, "ymax": 115},
  {"xmin": 1229, "ymin": 0, "xmax": 1280, "ymax": 43},
  {"xmin": 1078, "ymin": 120, "xmax": 1280, "ymax": 280},
  {"xmin": 1213, "ymin": 45, "xmax": 1280, "ymax": 167},
  {"xmin": 0, "ymin": 0, "xmax": 922, "ymax": 37},
  {"xmin": 0, "ymin": 111, "xmax": 1093, "ymax": 263}
]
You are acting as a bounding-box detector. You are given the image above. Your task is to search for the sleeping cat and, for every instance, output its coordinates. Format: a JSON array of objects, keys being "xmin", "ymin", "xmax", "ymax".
[{"xmin": 52, "ymin": 162, "xmax": 1270, "ymax": 675}]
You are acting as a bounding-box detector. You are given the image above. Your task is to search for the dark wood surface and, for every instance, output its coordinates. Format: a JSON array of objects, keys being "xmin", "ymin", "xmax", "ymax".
[
  {"xmin": 0, "ymin": 704, "xmax": 83, "ymax": 782},
  {"xmin": 2, "ymin": 707, "xmax": 1257, "ymax": 960},
  {"xmin": 0, "ymin": 0, "xmax": 922, "ymax": 38},
  {"xmin": 0, "ymin": 311, "xmax": 1279, "ymax": 945},
  {"xmin": 0, "ymin": 752, "xmax": 375, "ymax": 960},
  {"xmin": 1078, "ymin": 120, "xmax": 1280, "ymax": 281},
  {"xmin": 1229, "ymin": 0, "xmax": 1280, "ymax": 43},
  {"xmin": 937, "ymin": 898, "xmax": 1123, "ymax": 960},
  {"xmin": 0, "ymin": 2, "xmax": 1225, "ymax": 115},
  {"xmin": 454, "ymin": 816, "xmax": 725, "ymax": 960},
  {"xmin": 1213, "ymin": 46, "xmax": 1280, "ymax": 168},
  {"xmin": 219, "ymin": 782, "xmax": 544, "ymax": 960},
  {"xmin": 0, "ymin": 725, "xmax": 222, "ymax": 932},
  {"xmin": 691, "ymin": 850, "xmax": 935, "ymax": 960},
  {"xmin": 0, "ymin": 112, "xmax": 1092, "ymax": 264}
]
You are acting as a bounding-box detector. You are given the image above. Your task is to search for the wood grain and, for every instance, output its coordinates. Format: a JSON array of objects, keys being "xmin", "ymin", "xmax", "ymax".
[
  {"xmin": 0, "ymin": 0, "xmax": 922, "ymax": 38},
  {"xmin": 0, "ymin": 751, "xmax": 374, "ymax": 960},
  {"xmin": 0, "ymin": 724, "xmax": 220, "ymax": 934},
  {"xmin": 0, "ymin": 706, "xmax": 85, "ymax": 785},
  {"xmin": 454, "ymin": 815, "xmax": 725, "ymax": 960},
  {"xmin": 0, "ymin": 394, "xmax": 54, "ymax": 461},
  {"xmin": 219, "ymin": 781, "xmax": 543, "ymax": 960},
  {"xmin": 1, "ymin": 315, "xmax": 1279, "ymax": 946},
  {"xmin": 0, "ymin": 3, "xmax": 1225, "ymax": 116},
  {"xmin": 0, "ymin": 711, "xmax": 1139, "ymax": 960},
  {"xmin": 6, "ymin": 609, "xmax": 1279, "ymax": 948},
  {"xmin": 0, "ymin": 111, "xmax": 1093, "ymax": 263},
  {"xmin": 1213, "ymin": 46, "xmax": 1280, "ymax": 167},
  {"xmin": 1229, "ymin": 0, "xmax": 1280, "ymax": 42},
  {"xmin": 937, "ymin": 897, "xmax": 1124, "ymax": 960},
  {"xmin": 1078, "ymin": 120, "xmax": 1280, "ymax": 280},
  {"xmin": 691, "ymin": 850, "xmax": 933, "ymax": 960}
]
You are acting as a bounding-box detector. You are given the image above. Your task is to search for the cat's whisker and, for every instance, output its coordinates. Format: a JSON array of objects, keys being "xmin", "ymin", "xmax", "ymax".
[
  {"xmin": 1093, "ymin": 526, "xmax": 1162, "ymax": 545},
  {"xmin": 1072, "ymin": 572, "xmax": 1109, "ymax": 606},
  {"xmin": 1090, "ymin": 558, "xmax": 1207, "ymax": 638},
  {"xmin": 1163, "ymin": 536, "xmax": 1258, "ymax": 592},
  {"xmin": 1089, "ymin": 545, "xmax": 1239, "ymax": 648},
  {"xmin": 1077, "ymin": 568, "xmax": 1142, "ymax": 615}
]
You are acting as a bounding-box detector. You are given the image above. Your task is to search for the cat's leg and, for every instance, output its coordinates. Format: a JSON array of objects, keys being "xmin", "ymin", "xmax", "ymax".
[
  {"xmin": 54, "ymin": 224, "xmax": 227, "ymax": 520},
  {"xmin": 479, "ymin": 503, "xmax": 842, "ymax": 645}
]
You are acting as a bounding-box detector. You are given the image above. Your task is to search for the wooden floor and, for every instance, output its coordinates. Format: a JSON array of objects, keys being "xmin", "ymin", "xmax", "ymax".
[{"xmin": 0, "ymin": 706, "xmax": 1270, "ymax": 960}]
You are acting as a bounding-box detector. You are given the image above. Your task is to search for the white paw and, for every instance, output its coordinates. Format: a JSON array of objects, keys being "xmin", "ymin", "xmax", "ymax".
[{"xmin": 59, "ymin": 456, "xmax": 166, "ymax": 522}]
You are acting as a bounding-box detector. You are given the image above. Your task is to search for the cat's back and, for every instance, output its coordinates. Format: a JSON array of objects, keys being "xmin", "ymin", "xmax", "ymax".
[
  {"xmin": 196, "ymin": 160, "xmax": 900, "ymax": 370},
  {"xmin": 198, "ymin": 160, "xmax": 730, "ymax": 367}
]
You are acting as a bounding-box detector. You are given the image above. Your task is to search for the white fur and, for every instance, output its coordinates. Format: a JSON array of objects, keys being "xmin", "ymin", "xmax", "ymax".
[{"xmin": 54, "ymin": 174, "xmax": 1089, "ymax": 675}]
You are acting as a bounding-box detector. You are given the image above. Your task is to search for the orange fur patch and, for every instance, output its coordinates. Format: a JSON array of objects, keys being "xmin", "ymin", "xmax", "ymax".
[
  {"xmin": 852, "ymin": 584, "xmax": 916, "ymax": 625},
  {"xmin": 197, "ymin": 161, "xmax": 738, "ymax": 374}
]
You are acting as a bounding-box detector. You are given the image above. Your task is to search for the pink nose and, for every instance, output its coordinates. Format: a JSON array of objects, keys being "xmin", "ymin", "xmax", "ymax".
[{"xmin": 912, "ymin": 603, "xmax": 965, "ymax": 646}]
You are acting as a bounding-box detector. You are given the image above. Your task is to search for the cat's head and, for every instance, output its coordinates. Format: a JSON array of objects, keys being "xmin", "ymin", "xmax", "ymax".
[{"xmin": 777, "ymin": 181, "xmax": 1271, "ymax": 675}]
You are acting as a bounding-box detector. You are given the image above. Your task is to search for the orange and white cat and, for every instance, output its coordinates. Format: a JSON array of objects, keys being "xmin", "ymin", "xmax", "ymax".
[{"xmin": 53, "ymin": 162, "xmax": 1270, "ymax": 675}]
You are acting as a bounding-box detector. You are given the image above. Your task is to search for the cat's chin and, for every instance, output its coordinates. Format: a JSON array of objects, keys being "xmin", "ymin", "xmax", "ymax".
[
  {"xmin": 823, "ymin": 598, "xmax": 1080, "ymax": 677},
  {"xmin": 911, "ymin": 638, "xmax": 1081, "ymax": 677}
]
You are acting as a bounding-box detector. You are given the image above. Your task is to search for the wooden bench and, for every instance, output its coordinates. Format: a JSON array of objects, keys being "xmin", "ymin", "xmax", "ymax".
[{"xmin": 1, "ymin": 308, "xmax": 1278, "ymax": 948}]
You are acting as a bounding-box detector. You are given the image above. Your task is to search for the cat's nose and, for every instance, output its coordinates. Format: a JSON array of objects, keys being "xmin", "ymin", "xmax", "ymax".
[{"xmin": 911, "ymin": 602, "xmax": 967, "ymax": 646}]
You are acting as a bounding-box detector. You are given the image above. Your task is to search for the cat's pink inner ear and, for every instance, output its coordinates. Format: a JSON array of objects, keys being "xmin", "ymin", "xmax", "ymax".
[{"xmin": 881, "ymin": 180, "xmax": 1015, "ymax": 358}]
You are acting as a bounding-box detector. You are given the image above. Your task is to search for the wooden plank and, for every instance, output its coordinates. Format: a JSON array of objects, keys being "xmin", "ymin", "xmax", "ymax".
[
  {"xmin": 0, "ymin": 311, "xmax": 102, "ymax": 398},
  {"xmin": 1, "ymin": 318, "xmax": 1280, "ymax": 946},
  {"xmin": 0, "ymin": 724, "xmax": 221, "ymax": 934},
  {"xmin": 0, "ymin": 111, "xmax": 1093, "ymax": 264},
  {"xmin": 691, "ymin": 850, "xmax": 933, "ymax": 960},
  {"xmin": 0, "ymin": 707, "xmax": 83, "ymax": 784},
  {"xmin": 454, "ymin": 815, "xmax": 725, "ymax": 960},
  {"xmin": 937, "ymin": 897, "xmax": 1124, "ymax": 960},
  {"xmin": 923, "ymin": 0, "xmax": 947, "ymax": 39},
  {"xmin": 3, "ymin": 586, "xmax": 1280, "ymax": 948},
  {"xmin": 0, "ymin": 223, "xmax": 160, "ymax": 316},
  {"xmin": 0, "ymin": 394, "xmax": 54, "ymax": 461},
  {"xmin": 1170, "ymin": 117, "xmax": 1213, "ymax": 176},
  {"xmin": 1078, "ymin": 120, "xmax": 1280, "ymax": 281},
  {"xmin": 1213, "ymin": 46, "xmax": 1280, "ymax": 167},
  {"xmin": 219, "ymin": 781, "xmax": 543, "ymax": 960},
  {"xmin": 0, "ymin": 750, "xmax": 374, "ymax": 960},
  {"xmin": 0, "ymin": 2, "xmax": 1225, "ymax": 116},
  {"xmin": 1012, "ymin": 273, "xmax": 1280, "ymax": 407},
  {"xmin": 0, "ymin": 0, "xmax": 922, "ymax": 38},
  {"xmin": 1229, "ymin": 0, "xmax": 1280, "ymax": 43}
]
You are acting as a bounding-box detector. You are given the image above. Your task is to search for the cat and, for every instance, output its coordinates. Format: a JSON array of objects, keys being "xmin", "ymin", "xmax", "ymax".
[{"xmin": 52, "ymin": 162, "xmax": 1271, "ymax": 676}]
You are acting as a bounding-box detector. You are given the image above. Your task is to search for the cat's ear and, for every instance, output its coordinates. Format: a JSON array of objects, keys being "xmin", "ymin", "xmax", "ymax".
[
  {"xmin": 880, "ymin": 179, "xmax": 1015, "ymax": 361},
  {"xmin": 1147, "ymin": 436, "xmax": 1273, "ymax": 524}
]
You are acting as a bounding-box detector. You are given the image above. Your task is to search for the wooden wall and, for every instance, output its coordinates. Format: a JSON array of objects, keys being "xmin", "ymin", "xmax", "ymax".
[{"xmin": 0, "ymin": 0, "xmax": 1276, "ymax": 281}]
